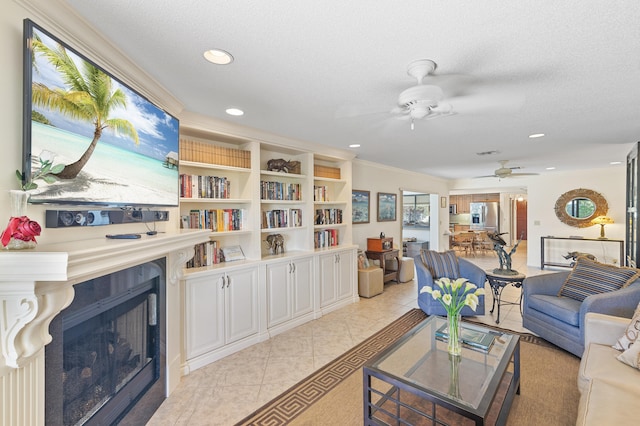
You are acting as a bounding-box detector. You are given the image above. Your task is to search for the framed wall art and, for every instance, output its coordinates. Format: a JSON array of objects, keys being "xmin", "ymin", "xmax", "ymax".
[
  {"xmin": 352, "ymin": 190, "xmax": 370, "ymax": 224},
  {"xmin": 377, "ymin": 192, "xmax": 397, "ymax": 222}
]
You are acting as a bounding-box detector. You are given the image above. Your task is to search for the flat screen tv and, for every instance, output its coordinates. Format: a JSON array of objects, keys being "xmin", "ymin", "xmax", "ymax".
[{"xmin": 22, "ymin": 19, "xmax": 180, "ymax": 207}]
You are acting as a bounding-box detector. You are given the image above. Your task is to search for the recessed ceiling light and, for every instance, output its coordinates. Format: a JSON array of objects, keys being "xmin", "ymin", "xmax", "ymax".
[
  {"xmin": 529, "ymin": 133, "xmax": 545, "ymax": 139},
  {"xmin": 349, "ymin": 144, "xmax": 361, "ymax": 148},
  {"xmin": 546, "ymin": 166, "xmax": 556, "ymax": 170},
  {"xmin": 225, "ymin": 108, "xmax": 244, "ymax": 116},
  {"xmin": 610, "ymin": 161, "xmax": 622, "ymax": 165},
  {"xmin": 203, "ymin": 49, "xmax": 234, "ymax": 65}
]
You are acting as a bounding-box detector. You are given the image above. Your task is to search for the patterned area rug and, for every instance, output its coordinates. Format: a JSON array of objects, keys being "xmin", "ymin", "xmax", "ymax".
[{"xmin": 236, "ymin": 309, "xmax": 556, "ymax": 426}]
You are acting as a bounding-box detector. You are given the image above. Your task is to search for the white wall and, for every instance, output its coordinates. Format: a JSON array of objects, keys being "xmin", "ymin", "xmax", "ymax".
[{"xmin": 352, "ymin": 159, "xmax": 450, "ymax": 253}]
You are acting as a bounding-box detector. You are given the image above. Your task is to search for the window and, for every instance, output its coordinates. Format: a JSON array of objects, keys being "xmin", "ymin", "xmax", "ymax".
[{"xmin": 403, "ymin": 194, "xmax": 430, "ymax": 227}]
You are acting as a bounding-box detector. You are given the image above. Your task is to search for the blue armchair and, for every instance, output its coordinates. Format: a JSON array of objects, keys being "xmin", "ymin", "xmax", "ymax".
[
  {"xmin": 415, "ymin": 255, "xmax": 486, "ymax": 316},
  {"xmin": 523, "ymin": 271, "xmax": 640, "ymax": 357}
]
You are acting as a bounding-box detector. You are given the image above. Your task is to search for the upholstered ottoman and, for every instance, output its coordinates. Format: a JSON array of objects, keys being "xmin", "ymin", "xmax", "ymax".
[
  {"xmin": 358, "ymin": 266, "xmax": 384, "ymax": 298},
  {"xmin": 385, "ymin": 257, "xmax": 415, "ymax": 283}
]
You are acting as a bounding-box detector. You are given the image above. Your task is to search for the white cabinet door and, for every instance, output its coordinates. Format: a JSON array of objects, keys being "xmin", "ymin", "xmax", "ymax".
[
  {"xmin": 336, "ymin": 249, "xmax": 354, "ymax": 301},
  {"xmin": 185, "ymin": 272, "xmax": 226, "ymax": 358},
  {"xmin": 225, "ymin": 266, "xmax": 260, "ymax": 344},
  {"xmin": 318, "ymin": 252, "xmax": 338, "ymax": 308},
  {"xmin": 291, "ymin": 256, "xmax": 314, "ymax": 317},
  {"xmin": 266, "ymin": 260, "xmax": 293, "ymax": 328}
]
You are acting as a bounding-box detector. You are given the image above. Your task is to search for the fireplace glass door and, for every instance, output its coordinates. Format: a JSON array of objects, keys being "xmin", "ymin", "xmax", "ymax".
[{"xmin": 46, "ymin": 261, "xmax": 162, "ymax": 426}]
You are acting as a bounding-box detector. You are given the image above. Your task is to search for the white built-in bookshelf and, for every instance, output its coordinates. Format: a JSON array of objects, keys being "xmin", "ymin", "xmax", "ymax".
[{"xmin": 178, "ymin": 120, "xmax": 353, "ymax": 271}]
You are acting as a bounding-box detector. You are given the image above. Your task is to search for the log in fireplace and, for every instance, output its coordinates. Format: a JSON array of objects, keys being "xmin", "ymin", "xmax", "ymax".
[{"xmin": 45, "ymin": 258, "xmax": 166, "ymax": 425}]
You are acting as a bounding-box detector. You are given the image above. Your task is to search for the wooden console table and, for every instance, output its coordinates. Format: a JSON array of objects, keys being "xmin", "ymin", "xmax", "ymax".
[
  {"xmin": 540, "ymin": 236, "xmax": 624, "ymax": 269},
  {"xmin": 365, "ymin": 249, "xmax": 400, "ymax": 283}
]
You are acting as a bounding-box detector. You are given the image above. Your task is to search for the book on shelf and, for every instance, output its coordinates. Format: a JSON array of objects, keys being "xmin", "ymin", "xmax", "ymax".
[
  {"xmin": 182, "ymin": 208, "xmax": 246, "ymax": 231},
  {"xmin": 435, "ymin": 322, "xmax": 496, "ymax": 352},
  {"xmin": 314, "ymin": 228, "xmax": 339, "ymax": 248},
  {"xmin": 315, "ymin": 208, "xmax": 343, "ymax": 225},
  {"xmin": 186, "ymin": 239, "xmax": 223, "ymax": 268},
  {"xmin": 180, "ymin": 174, "xmax": 230, "ymax": 199},
  {"xmin": 260, "ymin": 180, "xmax": 302, "ymax": 201},
  {"xmin": 314, "ymin": 185, "xmax": 328, "ymax": 202},
  {"xmin": 262, "ymin": 208, "xmax": 303, "ymax": 229}
]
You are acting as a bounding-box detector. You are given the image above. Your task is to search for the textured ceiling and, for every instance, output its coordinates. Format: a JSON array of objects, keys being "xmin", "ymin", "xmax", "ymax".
[{"xmin": 65, "ymin": 0, "xmax": 640, "ymax": 179}]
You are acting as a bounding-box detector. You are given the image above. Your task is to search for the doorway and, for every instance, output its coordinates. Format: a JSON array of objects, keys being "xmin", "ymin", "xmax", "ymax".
[
  {"xmin": 516, "ymin": 198, "xmax": 528, "ymax": 240},
  {"xmin": 401, "ymin": 191, "xmax": 439, "ymax": 253}
]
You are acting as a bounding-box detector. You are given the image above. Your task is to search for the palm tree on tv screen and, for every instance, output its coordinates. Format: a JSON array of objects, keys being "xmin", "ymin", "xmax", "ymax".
[{"xmin": 31, "ymin": 35, "xmax": 139, "ymax": 180}]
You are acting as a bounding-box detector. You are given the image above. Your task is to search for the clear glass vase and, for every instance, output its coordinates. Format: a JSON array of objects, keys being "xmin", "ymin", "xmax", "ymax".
[
  {"xmin": 10, "ymin": 189, "xmax": 29, "ymax": 216},
  {"xmin": 3, "ymin": 190, "xmax": 36, "ymax": 250},
  {"xmin": 448, "ymin": 352, "xmax": 461, "ymax": 398},
  {"xmin": 447, "ymin": 313, "xmax": 462, "ymax": 356}
]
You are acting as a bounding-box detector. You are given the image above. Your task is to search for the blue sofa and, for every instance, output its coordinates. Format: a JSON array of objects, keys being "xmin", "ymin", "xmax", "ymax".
[
  {"xmin": 415, "ymin": 255, "xmax": 486, "ymax": 316},
  {"xmin": 523, "ymin": 271, "xmax": 640, "ymax": 357}
]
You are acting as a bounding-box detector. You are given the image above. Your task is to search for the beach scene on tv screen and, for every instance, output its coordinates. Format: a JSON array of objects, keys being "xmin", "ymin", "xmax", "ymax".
[{"xmin": 27, "ymin": 26, "xmax": 179, "ymax": 206}]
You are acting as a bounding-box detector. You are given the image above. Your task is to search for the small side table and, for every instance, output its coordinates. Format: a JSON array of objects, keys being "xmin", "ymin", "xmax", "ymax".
[
  {"xmin": 485, "ymin": 270, "xmax": 526, "ymax": 324},
  {"xmin": 365, "ymin": 249, "xmax": 400, "ymax": 283}
]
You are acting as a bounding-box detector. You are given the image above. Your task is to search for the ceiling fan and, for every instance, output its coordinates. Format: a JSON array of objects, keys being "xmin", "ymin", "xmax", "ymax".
[
  {"xmin": 389, "ymin": 59, "xmax": 524, "ymax": 129},
  {"xmin": 336, "ymin": 58, "xmax": 523, "ymax": 128},
  {"xmin": 391, "ymin": 59, "xmax": 453, "ymax": 125},
  {"xmin": 478, "ymin": 160, "xmax": 539, "ymax": 179}
]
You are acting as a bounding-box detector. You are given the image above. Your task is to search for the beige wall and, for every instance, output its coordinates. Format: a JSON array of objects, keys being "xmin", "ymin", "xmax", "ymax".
[{"xmin": 352, "ymin": 159, "xmax": 450, "ymax": 253}]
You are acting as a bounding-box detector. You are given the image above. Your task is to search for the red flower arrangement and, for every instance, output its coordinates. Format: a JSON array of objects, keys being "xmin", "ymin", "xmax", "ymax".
[{"xmin": 1, "ymin": 216, "xmax": 41, "ymax": 247}]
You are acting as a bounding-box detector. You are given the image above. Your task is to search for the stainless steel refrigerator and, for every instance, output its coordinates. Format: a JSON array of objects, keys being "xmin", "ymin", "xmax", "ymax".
[{"xmin": 469, "ymin": 202, "xmax": 499, "ymax": 232}]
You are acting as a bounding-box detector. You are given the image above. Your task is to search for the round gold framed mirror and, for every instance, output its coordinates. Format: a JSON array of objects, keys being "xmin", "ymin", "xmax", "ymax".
[{"xmin": 554, "ymin": 188, "xmax": 608, "ymax": 228}]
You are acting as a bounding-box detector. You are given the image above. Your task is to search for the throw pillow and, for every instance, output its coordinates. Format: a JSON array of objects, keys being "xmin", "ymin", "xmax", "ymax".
[
  {"xmin": 420, "ymin": 250, "xmax": 460, "ymax": 279},
  {"xmin": 617, "ymin": 335, "xmax": 640, "ymax": 370},
  {"xmin": 557, "ymin": 257, "xmax": 640, "ymax": 302},
  {"xmin": 613, "ymin": 301, "xmax": 640, "ymax": 350}
]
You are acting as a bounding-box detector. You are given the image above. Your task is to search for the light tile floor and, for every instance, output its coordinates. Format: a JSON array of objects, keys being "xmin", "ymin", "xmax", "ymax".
[{"xmin": 149, "ymin": 242, "xmax": 546, "ymax": 425}]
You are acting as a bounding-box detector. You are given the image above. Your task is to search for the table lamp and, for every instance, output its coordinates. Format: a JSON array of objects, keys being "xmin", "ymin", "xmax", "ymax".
[{"xmin": 592, "ymin": 216, "xmax": 614, "ymax": 239}]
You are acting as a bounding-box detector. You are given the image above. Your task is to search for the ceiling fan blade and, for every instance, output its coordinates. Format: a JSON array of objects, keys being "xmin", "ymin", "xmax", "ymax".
[
  {"xmin": 335, "ymin": 104, "xmax": 390, "ymax": 119},
  {"xmin": 447, "ymin": 91, "xmax": 525, "ymax": 114}
]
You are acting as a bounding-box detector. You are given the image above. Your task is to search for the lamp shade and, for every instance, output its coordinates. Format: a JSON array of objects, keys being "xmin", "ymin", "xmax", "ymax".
[{"xmin": 592, "ymin": 216, "xmax": 614, "ymax": 225}]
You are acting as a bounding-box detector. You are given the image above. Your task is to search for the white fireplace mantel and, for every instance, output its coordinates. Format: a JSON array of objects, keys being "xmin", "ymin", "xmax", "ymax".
[{"xmin": 0, "ymin": 230, "xmax": 209, "ymax": 426}]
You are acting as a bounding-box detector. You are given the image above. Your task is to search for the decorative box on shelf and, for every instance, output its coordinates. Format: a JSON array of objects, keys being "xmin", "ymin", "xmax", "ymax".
[
  {"xmin": 367, "ymin": 237, "xmax": 393, "ymax": 252},
  {"xmin": 180, "ymin": 138, "xmax": 251, "ymax": 168},
  {"xmin": 314, "ymin": 165, "xmax": 341, "ymax": 179}
]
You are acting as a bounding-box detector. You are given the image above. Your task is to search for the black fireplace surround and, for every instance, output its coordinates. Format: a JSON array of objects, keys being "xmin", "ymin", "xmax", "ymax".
[{"xmin": 46, "ymin": 258, "xmax": 167, "ymax": 425}]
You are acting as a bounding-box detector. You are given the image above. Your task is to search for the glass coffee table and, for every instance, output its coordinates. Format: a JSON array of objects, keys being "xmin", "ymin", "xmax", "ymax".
[{"xmin": 363, "ymin": 316, "xmax": 520, "ymax": 425}]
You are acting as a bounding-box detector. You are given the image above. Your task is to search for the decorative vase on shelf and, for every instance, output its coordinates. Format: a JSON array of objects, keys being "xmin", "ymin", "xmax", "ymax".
[
  {"xmin": 1, "ymin": 190, "xmax": 40, "ymax": 250},
  {"xmin": 447, "ymin": 313, "xmax": 462, "ymax": 356}
]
